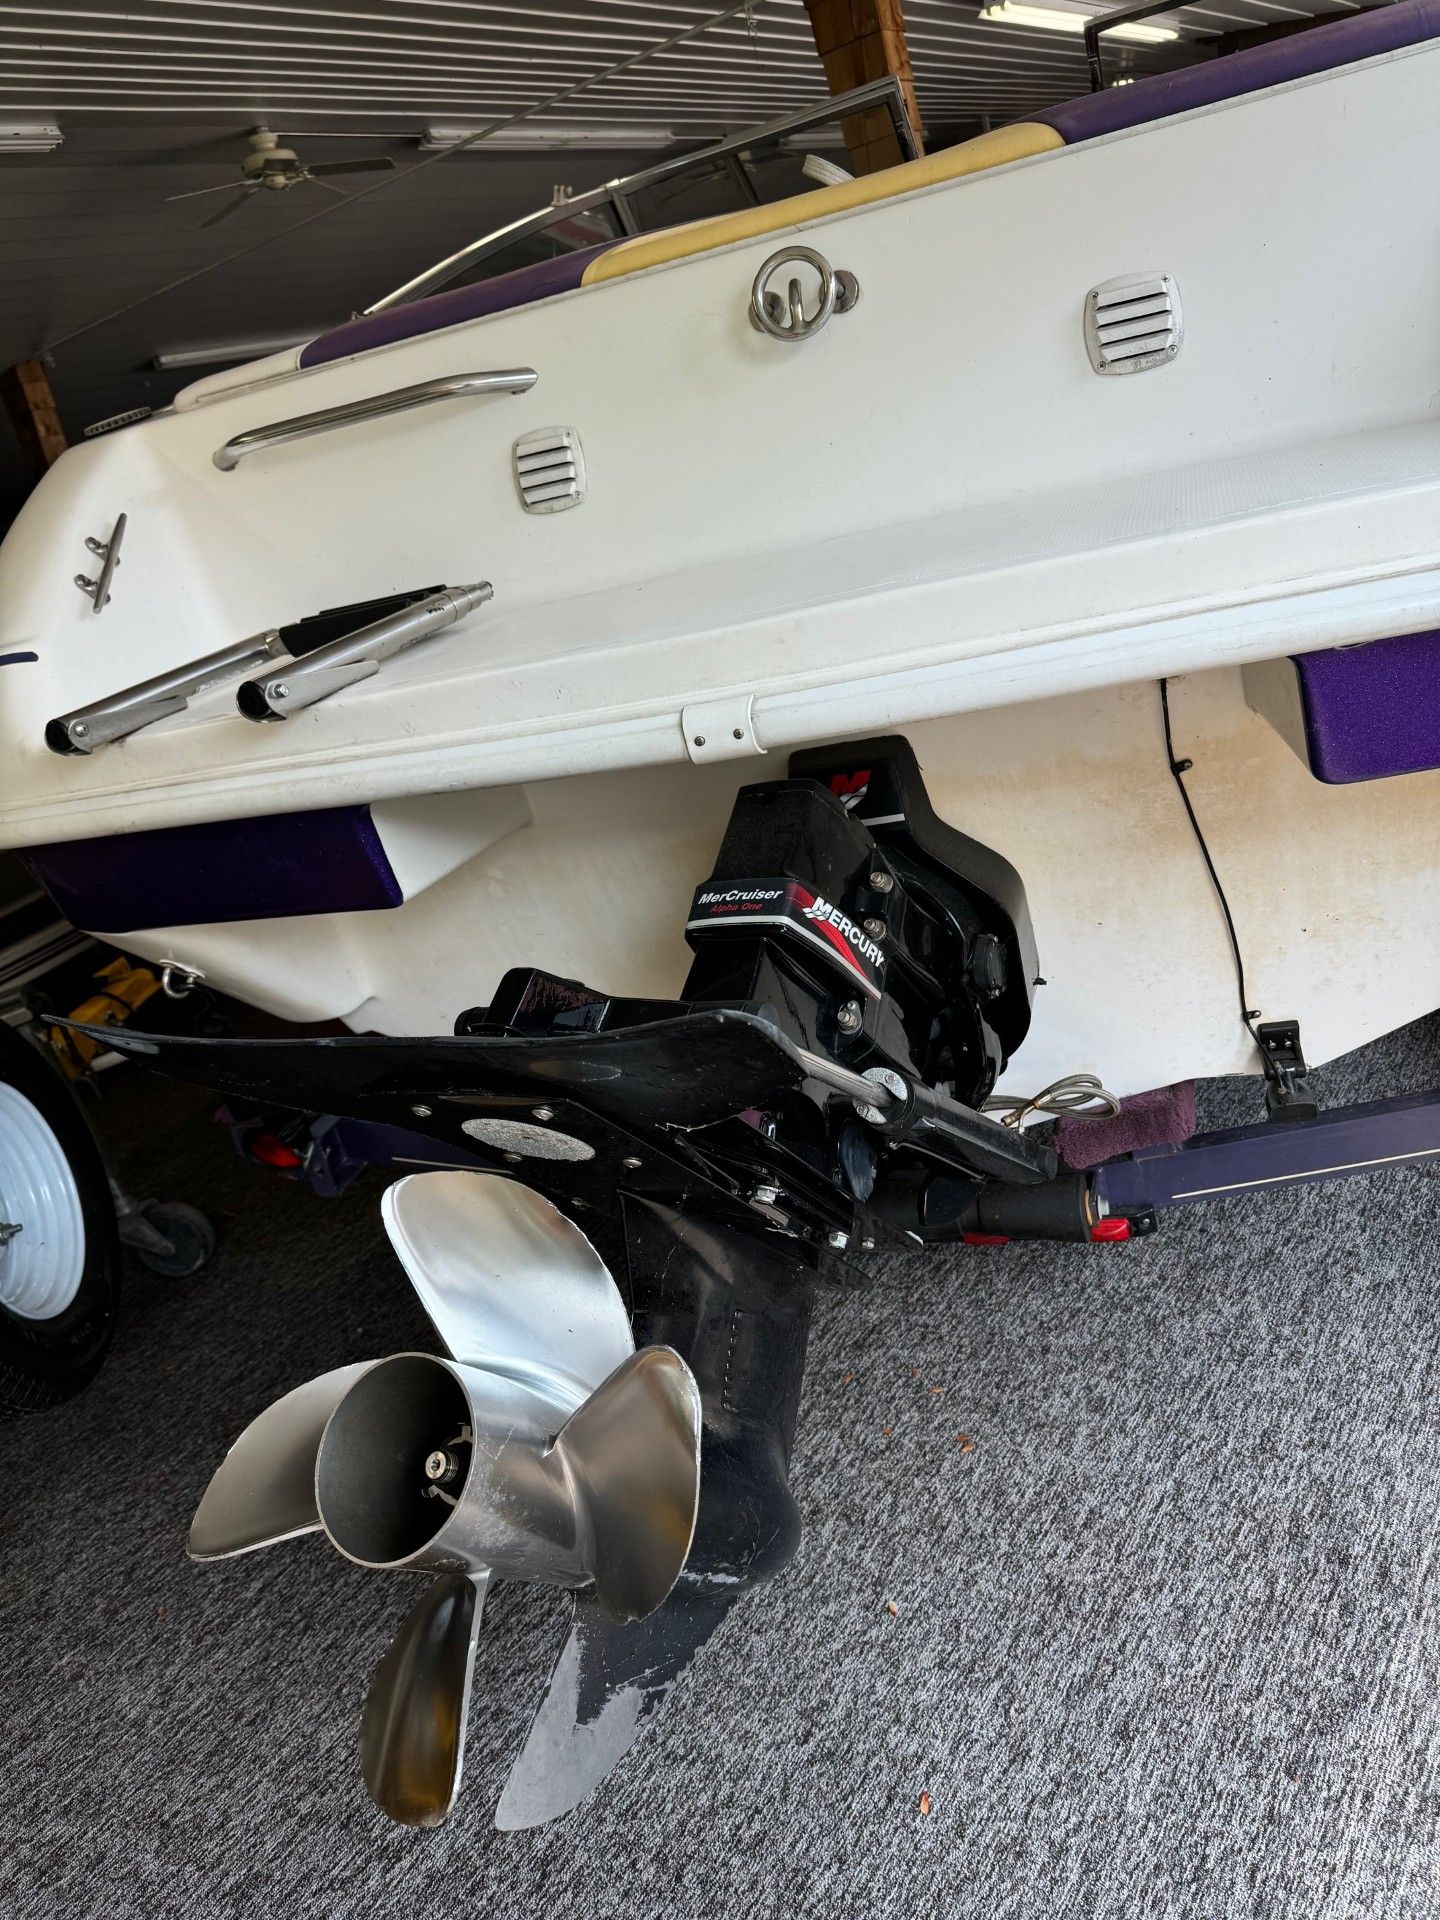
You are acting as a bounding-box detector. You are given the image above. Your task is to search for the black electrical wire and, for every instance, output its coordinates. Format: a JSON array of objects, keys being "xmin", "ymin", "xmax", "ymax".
[{"xmin": 1158, "ymin": 677, "xmax": 1261, "ymax": 1047}]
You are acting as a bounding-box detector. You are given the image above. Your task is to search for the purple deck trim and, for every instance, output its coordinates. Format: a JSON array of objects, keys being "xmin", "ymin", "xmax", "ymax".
[
  {"xmin": 21, "ymin": 804, "xmax": 403, "ymax": 935},
  {"xmin": 299, "ymin": 241, "xmax": 620, "ymax": 369},
  {"xmin": 1037, "ymin": 0, "xmax": 1440, "ymax": 143},
  {"xmin": 1292, "ymin": 630, "xmax": 1440, "ymax": 783}
]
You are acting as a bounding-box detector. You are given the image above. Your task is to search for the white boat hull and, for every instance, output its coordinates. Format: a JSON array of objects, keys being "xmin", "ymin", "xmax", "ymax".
[{"xmin": 1, "ymin": 27, "xmax": 1437, "ymax": 1094}]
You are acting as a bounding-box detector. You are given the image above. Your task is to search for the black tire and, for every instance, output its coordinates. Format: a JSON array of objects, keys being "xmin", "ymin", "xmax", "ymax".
[
  {"xmin": 134, "ymin": 1201, "xmax": 215, "ymax": 1279},
  {"xmin": 0, "ymin": 1022, "xmax": 120, "ymax": 1415}
]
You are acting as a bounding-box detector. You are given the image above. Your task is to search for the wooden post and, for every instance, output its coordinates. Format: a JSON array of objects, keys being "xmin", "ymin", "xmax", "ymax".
[
  {"xmin": 804, "ymin": 0, "xmax": 924, "ymax": 175},
  {"xmin": 1, "ymin": 358, "xmax": 67, "ymax": 476}
]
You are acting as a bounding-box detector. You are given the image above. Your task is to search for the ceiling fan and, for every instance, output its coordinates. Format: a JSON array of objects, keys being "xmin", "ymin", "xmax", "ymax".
[{"xmin": 167, "ymin": 127, "xmax": 398, "ymax": 227}]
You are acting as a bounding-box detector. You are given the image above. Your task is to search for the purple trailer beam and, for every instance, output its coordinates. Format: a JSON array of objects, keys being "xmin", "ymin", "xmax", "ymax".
[{"xmin": 1093, "ymin": 1088, "xmax": 1440, "ymax": 1216}]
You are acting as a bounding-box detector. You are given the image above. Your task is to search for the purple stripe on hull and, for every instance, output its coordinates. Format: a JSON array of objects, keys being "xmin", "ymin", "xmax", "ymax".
[
  {"xmin": 1293, "ymin": 630, "xmax": 1440, "ymax": 784},
  {"xmin": 22, "ymin": 805, "xmax": 403, "ymax": 935},
  {"xmin": 1037, "ymin": 0, "xmax": 1440, "ymax": 144},
  {"xmin": 299, "ymin": 241, "xmax": 619, "ymax": 369}
]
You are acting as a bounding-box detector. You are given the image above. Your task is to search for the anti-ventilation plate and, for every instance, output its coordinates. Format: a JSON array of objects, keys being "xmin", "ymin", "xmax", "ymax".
[
  {"xmin": 513, "ymin": 426, "xmax": 586, "ymax": 514},
  {"xmin": 1084, "ymin": 273, "xmax": 1182, "ymax": 375}
]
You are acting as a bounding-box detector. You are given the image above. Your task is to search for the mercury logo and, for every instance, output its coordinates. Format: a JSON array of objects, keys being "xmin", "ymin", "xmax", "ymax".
[{"xmin": 801, "ymin": 895, "xmax": 885, "ymax": 973}]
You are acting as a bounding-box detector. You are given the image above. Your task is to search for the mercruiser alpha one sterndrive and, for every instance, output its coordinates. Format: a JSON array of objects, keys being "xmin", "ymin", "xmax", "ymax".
[{"xmin": 2, "ymin": 1, "xmax": 1439, "ymax": 1830}]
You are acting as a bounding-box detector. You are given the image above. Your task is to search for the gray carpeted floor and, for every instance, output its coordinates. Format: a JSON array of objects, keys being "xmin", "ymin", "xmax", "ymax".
[{"xmin": 4, "ymin": 1015, "xmax": 1440, "ymax": 1920}]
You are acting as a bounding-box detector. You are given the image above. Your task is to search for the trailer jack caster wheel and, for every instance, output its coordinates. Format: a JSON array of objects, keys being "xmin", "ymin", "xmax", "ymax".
[{"xmin": 117, "ymin": 1197, "xmax": 216, "ymax": 1279}]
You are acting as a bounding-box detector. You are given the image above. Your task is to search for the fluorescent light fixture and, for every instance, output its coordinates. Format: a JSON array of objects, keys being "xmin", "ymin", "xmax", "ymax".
[
  {"xmin": 152, "ymin": 333, "xmax": 312, "ymax": 371},
  {"xmin": 979, "ymin": 3, "xmax": 1178, "ymax": 43},
  {"xmin": 421, "ymin": 123, "xmax": 676, "ymax": 153},
  {"xmin": 0, "ymin": 122, "xmax": 62, "ymax": 154}
]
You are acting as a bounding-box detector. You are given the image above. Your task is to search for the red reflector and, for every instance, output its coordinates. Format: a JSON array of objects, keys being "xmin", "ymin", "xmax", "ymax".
[
  {"xmin": 251, "ymin": 1131, "xmax": 303, "ymax": 1169},
  {"xmin": 1091, "ymin": 1217, "xmax": 1132, "ymax": 1242},
  {"xmin": 962, "ymin": 1232, "xmax": 1010, "ymax": 1246}
]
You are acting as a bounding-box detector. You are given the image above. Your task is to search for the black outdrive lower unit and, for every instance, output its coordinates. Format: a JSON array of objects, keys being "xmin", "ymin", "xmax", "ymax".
[
  {"xmin": 71, "ymin": 729, "xmax": 1440, "ymax": 1826},
  {"xmin": 73, "ymin": 737, "xmax": 1129, "ymax": 1824}
]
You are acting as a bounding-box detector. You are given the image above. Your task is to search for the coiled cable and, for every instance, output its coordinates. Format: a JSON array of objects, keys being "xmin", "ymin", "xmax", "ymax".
[{"xmin": 983, "ymin": 1072, "xmax": 1121, "ymax": 1132}]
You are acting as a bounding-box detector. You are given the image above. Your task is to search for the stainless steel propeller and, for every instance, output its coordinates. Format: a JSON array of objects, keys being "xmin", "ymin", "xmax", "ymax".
[{"xmin": 189, "ymin": 1172, "xmax": 702, "ymax": 1827}]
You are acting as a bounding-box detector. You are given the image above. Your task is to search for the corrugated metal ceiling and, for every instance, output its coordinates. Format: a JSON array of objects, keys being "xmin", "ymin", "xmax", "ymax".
[{"xmin": 0, "ymin": 1, "xmax": 1363, "ymax": 130}]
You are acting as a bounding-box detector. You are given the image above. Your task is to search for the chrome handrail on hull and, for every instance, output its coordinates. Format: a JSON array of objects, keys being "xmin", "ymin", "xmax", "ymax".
[{"xmin": 213, "ymin": 369, "xmax": 538, "ymax": 471}]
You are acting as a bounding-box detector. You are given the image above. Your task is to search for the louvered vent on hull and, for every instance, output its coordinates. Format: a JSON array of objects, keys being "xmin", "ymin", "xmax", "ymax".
[
  {"xmin": 513, "ymin": 427, "xmax": 586, "ymax": 514},
  {"xmin": 1084, "ymin": 274, "xmax": 1182, "ymax": 375}
]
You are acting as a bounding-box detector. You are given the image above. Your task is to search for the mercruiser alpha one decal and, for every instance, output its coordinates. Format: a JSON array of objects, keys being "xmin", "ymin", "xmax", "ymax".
[{"xmin": 687, "ymin": 877, "xmax": 885, "ymax": 998}]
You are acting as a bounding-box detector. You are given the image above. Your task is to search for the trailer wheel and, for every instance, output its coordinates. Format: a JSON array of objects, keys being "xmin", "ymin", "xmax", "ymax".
[
  {"xmin": 0, "ymin": 1022, "xmax": 119, "ymax": 1415},
  {"xmin": 130, "ymin": 1201, "xmax": 215, "ymax": 1279}
]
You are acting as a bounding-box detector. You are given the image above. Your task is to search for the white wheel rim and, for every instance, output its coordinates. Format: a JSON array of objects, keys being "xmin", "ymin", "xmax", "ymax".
[{"xmin": 0, "ymin": 1081, "xmax": 86, "ymax": 1320}]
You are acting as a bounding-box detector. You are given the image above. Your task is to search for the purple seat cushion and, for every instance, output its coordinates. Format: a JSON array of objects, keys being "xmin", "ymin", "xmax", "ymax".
[
  {"xmin": 1038, "ymin": 0, "xmax": 1440, "ymax": 144},
  {"xmin": 299, "ymin": 239, "xmax": 621, "ymax": 369},
  {"xmin": 1292, "ymin": 630, "xmax": 1440, "ymax": 783}
]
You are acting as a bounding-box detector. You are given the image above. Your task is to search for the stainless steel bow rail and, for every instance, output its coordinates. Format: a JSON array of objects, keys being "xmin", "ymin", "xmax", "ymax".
[
  {"xmin": 47, "ymin": 582, "xmax": 492, "ymax": 752},
  {"xmin": 212, "ymin": 369, "xmax": 538, "ymax": 471}
]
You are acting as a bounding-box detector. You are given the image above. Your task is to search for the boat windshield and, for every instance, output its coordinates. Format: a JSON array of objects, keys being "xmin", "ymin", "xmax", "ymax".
[{"xmin": 363, "ymin": 78, "xmax": 919, "ymax": 317}]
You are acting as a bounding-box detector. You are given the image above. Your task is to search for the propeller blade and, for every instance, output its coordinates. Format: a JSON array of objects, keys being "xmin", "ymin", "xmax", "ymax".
[
  {"xmin": 495, "ymin": 1578, "xmax": 739, "ymax": 1829},
  {"xmin": 189, "ymin": 1363, "xmax": 371, "ymax": 1560},
  {"xmin": 201, "ymin": 193, "xmax": 257, "ymax": 229},
  {"xmin": 551, "ymin": 1347, "xmax": 702, "ymax": 1623},
  {"xmin": 361, "ymin": 1570, "xmax": 488, "ymax": 1827},
  {"xmin": 381, "ymin": 1173, "xmax": 632, "ymax": 1399},
  {"xmin": 305, "ymin": 175, "xmax": 353, "ymax": 199},
  {"xmin": 309, "ymin": 155, "xmax": 398, "ymax": 177}
]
